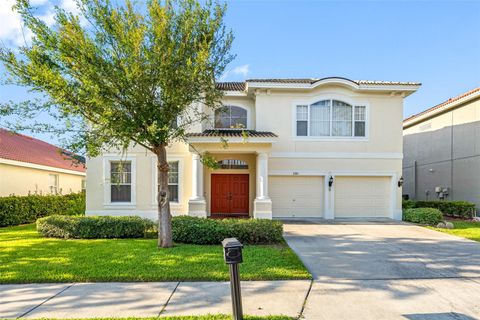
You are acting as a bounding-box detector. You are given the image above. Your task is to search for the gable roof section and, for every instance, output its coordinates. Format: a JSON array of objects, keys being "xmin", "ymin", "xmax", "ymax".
[
  {"xmin": 0, "ymin": 129, "xmax": 85, "ymax": 173},
  {"xmin": 215, "ymin": 82, "xmax": 246, "ymax": 91},
  {"xmin": 187, "ymin": 129, "xmax": 277, "ymax": 138},
  {"xmin": 403, "ymin": 87, "xmax": 480, "ymax": 128},
  {"xmin": 215, "ymin": 77, "xmax": 421, "ymax": 94},
  {"xmin": 246, "ymin": 77, "xmax": 421, "ymax": 86}
]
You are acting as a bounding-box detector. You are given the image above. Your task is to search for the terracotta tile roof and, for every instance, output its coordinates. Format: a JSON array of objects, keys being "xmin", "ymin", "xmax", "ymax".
[
  {"xmin": 215, "ymin": 82, "xmax": 246, "ymax": 91},
  {"xmin": 215, "ymin": 77, "xmax": 420, "ymax": 91},
  {"xmin": 247, "ymin": 78, "xmax": 321, "ymax": 84},
  {"xmin": 248, "ymin": 77, "xmax": 421, "ymax": 86},
  {"xmin": 187, "ymin": 129, "xmax": 278, "ymax": 138},
  {"xmin": 354, "ymin": 80, "xmax": 421, "ymax": 86},
  {"xmin": 0, "ymin": 129, "xmax": 86, "ymax": 173},
  {"xmin": 404, "ymin": 87, "xmax": 480, "ymax": 124}
]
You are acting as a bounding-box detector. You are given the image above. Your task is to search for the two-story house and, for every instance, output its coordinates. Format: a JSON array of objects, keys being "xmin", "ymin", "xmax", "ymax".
[{"xmin": 85, "ymin": 77, "xmax": 420, "ymax": 220}]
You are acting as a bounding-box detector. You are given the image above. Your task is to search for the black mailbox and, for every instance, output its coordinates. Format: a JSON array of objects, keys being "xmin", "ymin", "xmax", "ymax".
[{"xmin": 222, "ymin": 238, "xmax": 243, "ymax": 264}]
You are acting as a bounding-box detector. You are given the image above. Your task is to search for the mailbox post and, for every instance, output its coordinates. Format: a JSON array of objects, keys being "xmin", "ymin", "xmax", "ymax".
[{"xmin": 222, "ymin": 238, "xmax": 244, "ymax": 320}]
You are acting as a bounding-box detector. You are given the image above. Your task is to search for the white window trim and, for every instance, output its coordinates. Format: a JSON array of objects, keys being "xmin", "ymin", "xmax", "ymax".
[
  {"xmin": 151, "ymin": 156, "xmax": 184, "ymax": 207},
  {"xmin": 103, "ymin": 156, "xmax": 136, "ymax": 208},
  {"xmin": 212, "ymin": 104, "xmax": 252, "ymax": 130},
  {"xmin": 48, "ymin": 174, "xmax": 59, "ymax": 194},
  {"xmin": 291, "ymin": 95, "xmax": 370, "ymax": 141}
]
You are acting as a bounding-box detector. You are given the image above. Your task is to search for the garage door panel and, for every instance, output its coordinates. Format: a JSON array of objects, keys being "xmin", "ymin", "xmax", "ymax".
[
  {"xmin": 335, "ymin": 176, "xmax": 391, "ymax": 218},
  {"xmin": 270, "ymin": 176, "xmax": 324, "ymax": 218}
]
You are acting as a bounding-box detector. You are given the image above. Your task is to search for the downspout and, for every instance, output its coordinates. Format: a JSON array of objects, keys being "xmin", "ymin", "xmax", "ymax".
[
  {"xmin": 414, "ymin": 160, "xmax": 418, "ymax": 200},
  {"xmin": 450, "ymin": 112, "xmax": 454, "ymax": 200}
]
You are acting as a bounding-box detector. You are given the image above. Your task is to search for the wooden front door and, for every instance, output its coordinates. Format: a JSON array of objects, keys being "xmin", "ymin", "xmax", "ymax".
[{"xmin": 211, "ymin": 174, "xmax": 249, "ymax": 215}]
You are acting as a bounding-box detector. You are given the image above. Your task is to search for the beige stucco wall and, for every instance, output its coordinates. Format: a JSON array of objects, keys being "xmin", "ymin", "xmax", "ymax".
[
  {"xmin": 255, "ymin": 85, "xmax": 403, "ymax": 154},
  {"xmin": 403, "ymin": 97, "xmax": 480, "ymax": 210},
  {"xmin": 0, "ymin": 162, "xmax": 85, "ymax": 196},
  {"xmin": 86, "ymin": 83, "xmax": 405, "ymax": 219}
]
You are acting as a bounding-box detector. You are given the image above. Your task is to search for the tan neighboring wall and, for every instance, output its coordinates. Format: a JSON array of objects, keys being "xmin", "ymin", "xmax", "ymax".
[
  {"xmin": 403, "ymin": 95, "xmax": 480, "ymax": 209},
  {"xmin": 0, "ymin": 162, "xmax": 85, "ymax": 196}
]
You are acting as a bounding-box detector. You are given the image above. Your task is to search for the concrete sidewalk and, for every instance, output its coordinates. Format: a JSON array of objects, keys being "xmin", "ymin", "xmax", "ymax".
[{"xmin": 0, "ymin": 280, "xmax": 311, "ymax": 319}]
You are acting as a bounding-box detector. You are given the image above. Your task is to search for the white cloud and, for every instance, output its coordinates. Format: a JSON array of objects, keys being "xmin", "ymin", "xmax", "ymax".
[
  {"xmin": 220, "ymin": 64, "xmax": 250, "ymax": 81},
  {"xmin": 60, "ymin": 0, "xmax": 81, "ymax": 15},
  {"xmin": 0, "ymin": 0, "xmax": 87, "ymax": 47},
  {"xmin": 232, "ymin": 64, "xmax": 249, "ymax": 77},
  {"xmin": 30, "ymin": 0, "xmax": 50, "ymax": 5},
  {"xmin": 0, "ymin": 0, "xmax": 26, "ymax": 47}
]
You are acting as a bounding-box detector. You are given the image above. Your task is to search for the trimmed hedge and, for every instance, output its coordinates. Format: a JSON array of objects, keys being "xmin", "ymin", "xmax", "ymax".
[
  {"xmin": 0, "ymin": 193, "xmax": 85, "ymax": 227},
  {"xmin": 37, "ymin": 215, "xmax": 155, "ymax": 239},
  {"xmin": 172, "ymin": 216, "xmax": 284, "ymax": 245},
  {"xmin": 402, "ymin": 200, "xmax": 475, "ymax": 219},
  {"xmin": 403, "ymin": 208, "xmax": 443, "ymax": 226}
]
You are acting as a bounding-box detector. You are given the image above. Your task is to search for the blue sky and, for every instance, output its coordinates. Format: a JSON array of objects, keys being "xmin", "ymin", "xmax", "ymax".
[{"xmin": 1, "ymin": 0, "xmax": 479, "ymax": 145}]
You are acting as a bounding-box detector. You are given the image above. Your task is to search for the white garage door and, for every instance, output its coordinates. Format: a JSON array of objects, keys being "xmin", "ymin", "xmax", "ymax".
[
  {"xmin": 334, "ymin": 176, "xmax": 391, "ymax": 218},
  {"xmin": 270, "ymin": 176, "xmax": 324, "ymax": 218}
]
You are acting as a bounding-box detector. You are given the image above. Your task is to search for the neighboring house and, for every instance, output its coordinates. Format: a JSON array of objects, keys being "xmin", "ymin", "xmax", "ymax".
[
  {"xmin": 86, "ymin": 77, "xmax": 420, "ymax": 220},
  {"xmin": 0, "ymin": 129, "xmax": 86, "ymax": 196},
  {"xmin": 403, "ymin": 87, "xmax": 480, "ymax": 211}
]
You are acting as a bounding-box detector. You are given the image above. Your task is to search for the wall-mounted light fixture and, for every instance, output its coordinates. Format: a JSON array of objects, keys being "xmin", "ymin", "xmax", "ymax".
[
  {"xmin": 397, "ymin": 176, "xmax": 404, "ymax": 187},
  {"xmin": 328, "ymin": 176, "xmax": 334, "ymax": 190}
]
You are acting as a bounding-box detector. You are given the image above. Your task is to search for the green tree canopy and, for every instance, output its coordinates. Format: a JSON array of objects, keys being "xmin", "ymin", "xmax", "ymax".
[{"xmin": 0, "ymin": 0, "xmax": 234, "ymax": 247}]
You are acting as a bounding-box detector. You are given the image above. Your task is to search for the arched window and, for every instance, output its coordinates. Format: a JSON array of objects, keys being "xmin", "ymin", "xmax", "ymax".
[
  {"xmin": 217, "ymin": 159, "xmax": 248, "ymax": 169},
  {"xmin": 214, "ymin": 106, "xmax": 247, "ymax": 129},
  {"xmin": 296, "ymin": 100, "xmax": 366, "ymax": 137}
]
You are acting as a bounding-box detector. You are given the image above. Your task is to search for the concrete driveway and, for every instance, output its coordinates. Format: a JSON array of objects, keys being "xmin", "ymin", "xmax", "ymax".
[{"xmin": 283, "ymin": 219, "xmax": 480, "ymax": 320}]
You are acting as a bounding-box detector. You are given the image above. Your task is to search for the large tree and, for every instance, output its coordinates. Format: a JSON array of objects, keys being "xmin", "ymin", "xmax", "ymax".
[{"xmin": 0, "ymin": 0, "xmax": 234, "ymax": 247}]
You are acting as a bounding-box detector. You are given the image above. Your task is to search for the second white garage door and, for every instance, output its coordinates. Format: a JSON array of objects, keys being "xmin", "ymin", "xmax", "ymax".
[
  {"xmin": 270, "ymin": 176, "xmax": 324, "ymax": 218},
  {"xmin": 334, "ymin": 176, "xmax": 391, "ymax": 218}
]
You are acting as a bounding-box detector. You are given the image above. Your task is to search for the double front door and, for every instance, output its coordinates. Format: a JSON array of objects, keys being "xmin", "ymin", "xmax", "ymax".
[{"xmin": 211, "ymin": 174, "xmax": 249, "ymax": 215}]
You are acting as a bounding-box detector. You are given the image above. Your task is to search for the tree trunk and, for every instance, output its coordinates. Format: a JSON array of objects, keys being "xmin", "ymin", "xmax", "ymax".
[{"xmin": 156, "ymin": 144, "xmax": 173, "ymax": 248}]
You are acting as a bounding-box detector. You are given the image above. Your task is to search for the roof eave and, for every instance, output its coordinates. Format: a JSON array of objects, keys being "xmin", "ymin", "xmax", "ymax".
[
  {"xmin": 246, "ymin": 78, "xmax": 421, "ymax": 95},
  {"xmin": 403, "ymin": 89, "xmax": 480, "ymax": 128},
  {"xmin": 185, "ymin": 136, "xmax": 278, "ymax": 144}
]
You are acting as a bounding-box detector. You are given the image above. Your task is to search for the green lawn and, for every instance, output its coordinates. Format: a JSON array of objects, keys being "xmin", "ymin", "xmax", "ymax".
[
  {"xmin": 429, "ymin": 220, "xmax": 480, "ymax": 242},
  {"xmin": 0, "ymin": 224, "xmax": 310, "ymax": 284}
]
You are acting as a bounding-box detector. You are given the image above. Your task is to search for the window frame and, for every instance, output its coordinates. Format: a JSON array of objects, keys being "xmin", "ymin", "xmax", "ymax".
[
  {"xmin": 48, "ymin": 174, "xmax": 59, "ymax": 194},
  {"xmin": 103, "ymin": 156, "xmax": 136, "ymax": 207},
  {"xmin": 151, "ymin": 156, "xmax": 183, "ymax": 206},
  {"xmin": 292, "ymin": 96, "xmax": 369, "ymax": 141},
  {"xmin": 213, "ymin": 105, "xmax": 250, "ymax": 130}
]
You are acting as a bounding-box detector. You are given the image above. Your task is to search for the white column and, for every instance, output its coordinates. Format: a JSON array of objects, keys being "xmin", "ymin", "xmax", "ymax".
[
  {"xmin": 256, "ymin": 152, "xmax": 269, "ymax": 200},
  {"xmin": 324, "ymin": 174, "xmax": 334, "ymax": 220},
  {"xmin": 191, "ymin": 153, "xmax": 204, "ymax": 200}
]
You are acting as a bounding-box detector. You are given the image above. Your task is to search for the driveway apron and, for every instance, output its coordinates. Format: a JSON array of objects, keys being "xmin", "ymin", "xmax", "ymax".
[{"xmin": 283, "ymin": 219, "xmax": 480, "ymax": 319}]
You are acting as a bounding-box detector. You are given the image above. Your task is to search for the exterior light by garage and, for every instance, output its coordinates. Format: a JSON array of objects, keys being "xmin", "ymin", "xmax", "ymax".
[
  {"xmin": 398, "ymin": 176, "xmax": 404, "ymax": 187},
  {"xmin": 328, "ymin": 176, "xmax": 334, "ymax": 190}
]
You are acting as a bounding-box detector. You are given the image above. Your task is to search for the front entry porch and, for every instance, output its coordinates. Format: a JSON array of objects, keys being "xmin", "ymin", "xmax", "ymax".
[{"xmin": 185, "ymin": 131, "xmax": 277, "ymax": 219}]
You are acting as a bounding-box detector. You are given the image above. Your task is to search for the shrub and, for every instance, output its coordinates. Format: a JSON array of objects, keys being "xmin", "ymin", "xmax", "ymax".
[
  {"xmin": 402, "ymin": 200, "xmax": 416, "ymax": 210},
  {"xmin": 403, "ymin": 208, "xmax": 443, "ymax": 226},
  {"xmin": 402, "ymin": 200, "xmax": 475, "ymax": 219},
  {"xmin": 37, "ymin": 215, "xmax": 155, "ymax": 239},
  {"xmin": 0, "ymin": 193, "xmax": 85, "ymax": 227},
  {"xmin": 172, "ymin": 216, "xmax": 284, "ymax": 245}
]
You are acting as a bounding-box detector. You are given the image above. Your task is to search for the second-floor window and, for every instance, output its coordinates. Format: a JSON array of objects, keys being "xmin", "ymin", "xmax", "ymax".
[
  {"xmin": 296, "ymin": 100, "xmax": 366, "ymax": 137},
  {"xmin": 215, "ymin": 106, "xmax": 247, "ymax": 129}
]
